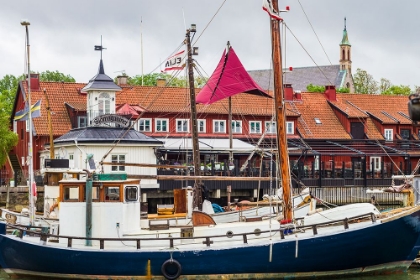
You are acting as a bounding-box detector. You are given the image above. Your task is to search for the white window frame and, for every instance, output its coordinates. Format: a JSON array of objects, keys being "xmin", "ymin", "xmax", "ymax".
[
  {"xmin": 155, "ymin": 118, "xmax": 169, "ymax": 132},
  {"xmin": 213, "ymin": 120, "xmax": 226, "ymax": 133},
  {"xmin": 384, "ymin": 129, "xmax": 393, "ymax": 141},
  {"xmin": 138, "ymin": 118, "xmax": 152, "ymax": 132},
  {"xmin": 176, "ymin": 119, "xmax": 190, "ymax": 133},
  {"xmin": 98, "ymin": 92, "xmax": 111, "ymax": 115},
  {"xmin": 78, "ymin": 116, "xmax": 87, "ymax": 128},
  {"xmin": 265, "ymin": 121, "xmax": 276, "ymax": 134},
  {"xmin": 69, "ymin": 153, "xmax": 75, "ymax": 168},
  {"xmin": 198, "ymin": 119, "xmax": 206, "ymax": 133},
  {"xmin": 111, "ymin": 154, "xmax": 125, "ymax": 172},
  {"xmin": 370, "ymin": 156, "xmax": 381, "ymax": 171},
  {"xmin": 249, "ymin": 121, "xmax": 262, "ymax": 134},
  {"xmin": 231, "ymin": 120, "xmax": 242, "ymax": 133},
  {"xmin": 286, "ymin": 121, "xmax": 294, "ymax": 134}
]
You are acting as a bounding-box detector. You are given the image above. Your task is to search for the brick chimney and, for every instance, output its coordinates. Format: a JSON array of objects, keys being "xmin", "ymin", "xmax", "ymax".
[
  {"xmin": 324, "ymin": 85, "xmax": 337, "ymax": 101},
  {"xmin": 294, "ymin": 90, "xmax": 302, "ymax": 100},
  {"xmin": 156, "ymin": 78, "xmax": 166, "ymax": 87},
  {"xmin": 284, "ymin": 84, "xmax": 294, "ymax": 100},
  {"xmin": 29, "ymin": 73, "xmax": 40, "ymax": 91},
  {"xmin": 116, "ymin": 75, "xmax": 128, "ymax": 85}
]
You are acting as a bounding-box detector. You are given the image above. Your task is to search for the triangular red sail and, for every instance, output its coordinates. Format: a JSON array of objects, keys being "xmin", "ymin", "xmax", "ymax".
[{"xmin": 196, "ymin": 46, "xmax": 270, "ymax": 105}]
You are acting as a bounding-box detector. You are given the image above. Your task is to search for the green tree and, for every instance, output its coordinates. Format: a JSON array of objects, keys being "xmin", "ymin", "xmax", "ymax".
[
  {"xmin": 0, "ymin": 75, "xmax": 20, "ymax": 115},
  {"xmin": 337, "ymin": 87, "xmax": 350, "ymax": 93},
  {"xmin": 353, "ymin": 68, "xmax": 378, "ymax": 94},
  {"xmin": 382, "ymin": 85, "xmax": 412, "ymax": 96},
  {"xmin": 39, "ymin": 70, "xmax": 75, "ymax": 82},
  {"xmin": 379, "ymin": 78, "xmax": 391, "ymax": 93},
  {"xmin": 306, "ymin": 84, "xmax": 325, "ymax": 93},
  {"xmin": 0, "ymin": 111, "xmax": 18, "ymax": 167}
]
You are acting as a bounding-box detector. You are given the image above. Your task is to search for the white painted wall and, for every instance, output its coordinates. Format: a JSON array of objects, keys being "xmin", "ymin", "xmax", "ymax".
[
  {"xmin": 40, "ymin": 143, "xmax": 161, "ymax": 188},
  {"xmin": 59, "ymin": 199, "xmax": 141, "ymax": 246}
]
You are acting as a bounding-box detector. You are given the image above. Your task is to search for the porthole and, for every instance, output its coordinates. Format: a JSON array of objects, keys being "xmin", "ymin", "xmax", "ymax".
[{"xmin": 226, "ymin": 231, "xmax": 234, "ymax": 238}]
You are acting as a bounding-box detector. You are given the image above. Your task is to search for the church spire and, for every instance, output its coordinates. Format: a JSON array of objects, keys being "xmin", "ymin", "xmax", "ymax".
[
  {"xmin": 340, "ymin": 17, "xmax": 351, "ymax": 46},
  {"xmin": 339, "ymin": 17, "xmax": 354, "ymax": 93}
]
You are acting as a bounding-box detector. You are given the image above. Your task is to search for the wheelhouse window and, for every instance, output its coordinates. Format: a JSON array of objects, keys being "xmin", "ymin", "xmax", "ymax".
[
  {"xmin": 111, "ymin": 155, "xmax": 125, "ymax": 172},
  {"xmin": 249, "ymin": 121, "xmax": 262, "ymax": 134},
  {"xmin": 384, "ymin": 129, "xmax": 393, "ymax": 141},
  {"xmin": 138, "ymin": 118, "xmax": 151, "ymax": 132},
  {"xmin": 105, "ymin": 186, "xmax": 120, "ymax": 202},
  {"xmin": 156, "ymin": 119, "xmax": 168, "ymax": 132},
  {"xmin": 63, "ymin": 185, "xmax": 81, "ymax": 202},
  {"xmin": 265, "ymin": 121, "xmax": 276, "ymax": 134},
  {"xmin": 176, "ymin": 119, "xmax": 190, "ymax": 132},
  {"xmin": 125, "ymin": 186, "xmax": 138, "ymax": 202},
  {"xmin": 213, "ymin": 120, "xmax": 226, "ymax": 133},
  {"xmin": 198, "ymin": 119, "xmax": 206, "ymax": 133},
  {"xmin": 286, "ymin": 121, "xmax": 294, "ymax": 134},
  {"xmin": 231, "ymin": 120, "xmax": 242, "ymax": 133}
]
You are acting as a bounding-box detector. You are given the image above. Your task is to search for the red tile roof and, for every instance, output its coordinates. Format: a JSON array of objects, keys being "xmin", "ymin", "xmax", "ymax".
[
  {"xmin": 18, "ymin": 81, "xmax": 414, "ymax": 141},
  {"xmin": 293, "ymin": 93, "xmax": 351, "ymax": 139}
]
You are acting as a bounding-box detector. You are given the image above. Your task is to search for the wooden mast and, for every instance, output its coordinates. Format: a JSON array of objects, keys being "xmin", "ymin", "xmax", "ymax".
[
  {"xmin": 43, "ymin": 89, "xmax": 54, "ymax": 159},
  {"xmin": 271, "ymin": 0, "xmax": 292, "ymax": 220},
  {"xmin": 185, "ymin": 25, "xmax": 202, "ymax": 210}
]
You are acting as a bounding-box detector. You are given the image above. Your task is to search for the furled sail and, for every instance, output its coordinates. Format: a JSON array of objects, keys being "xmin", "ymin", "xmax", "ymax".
[{"xmin": 196, "ymin": 45, "xmax": 270, "ymax": 105}]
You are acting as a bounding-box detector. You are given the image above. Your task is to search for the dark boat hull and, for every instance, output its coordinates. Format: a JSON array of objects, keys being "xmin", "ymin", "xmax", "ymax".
[{"xmin": 0, "ymin": 210, "xmax": 419, "ymax": 279}]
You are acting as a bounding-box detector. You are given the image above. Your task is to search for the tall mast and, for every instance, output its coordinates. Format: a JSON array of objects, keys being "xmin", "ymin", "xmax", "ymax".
[
  {"xmin": 185, "ymin": 25, "xmax": 202, "ymax": 210},
  {"xmin": 270, "ymin": 0, "xmax": 292, "ymax": 220},
  {"xmin": 21, "ymin": 20, "xmax": 35, "ymax": 225}
]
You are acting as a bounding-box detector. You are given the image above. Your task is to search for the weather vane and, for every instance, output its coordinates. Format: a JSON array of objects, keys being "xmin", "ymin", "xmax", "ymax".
[{"xmin": 94, "ymin": 35, "xmax": 106, "ymax": 59}]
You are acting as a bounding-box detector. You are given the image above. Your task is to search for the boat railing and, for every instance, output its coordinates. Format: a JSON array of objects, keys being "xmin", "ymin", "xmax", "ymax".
[{"xmin": 4, "ymin": 212, "xmax": 378, "ymax": 249}]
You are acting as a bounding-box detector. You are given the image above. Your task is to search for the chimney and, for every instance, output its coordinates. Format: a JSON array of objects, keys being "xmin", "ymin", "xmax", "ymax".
[
  {"xmin": 294, "ymin": 90, "xmax": 302, "ymax": 100},
  {"xmin": 29, "ymin": 73, "xmax": 40, "ymax": 91},
  {"xmin": 325, "ymin": 85, "xmax": 337, "ymax": 101},
  {"xmin": 284, "ymin": 84, "xmax": 294, "ymax": 100},
  {"xmin": 156, "ymin": 78, "xmax": 166, "ymax": 87},
  {"xmin": 116, "ymin": 75, "xmax": 128, "ymax": 85}
]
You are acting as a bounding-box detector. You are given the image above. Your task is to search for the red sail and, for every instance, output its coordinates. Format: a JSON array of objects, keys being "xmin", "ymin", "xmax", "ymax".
[{"xmin": 196, "ymin": 46, "xmax": 270, "ymax": 105}]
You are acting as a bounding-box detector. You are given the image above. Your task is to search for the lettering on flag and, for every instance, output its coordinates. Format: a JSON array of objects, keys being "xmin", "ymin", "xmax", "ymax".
[
  {"xmin": 262, "ymin": 0, "xmax": 282, "ymax": 21},
  {"xmin": 163, "ymin": 50, "xmax": 186, "ymax": 71},
  {"xmin": 14, "ymin": 99, "xmax": 42, "ymax": 122}
]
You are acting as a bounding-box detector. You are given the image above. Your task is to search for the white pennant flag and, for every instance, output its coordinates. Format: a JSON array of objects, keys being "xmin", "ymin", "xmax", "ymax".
[
  {"xmin": 163, "ymin": 50, "xmax": 186, "ymax": 71},
  {"xmin": 262, "ymin": 0, "xmax": 282, "ymax": 21}
]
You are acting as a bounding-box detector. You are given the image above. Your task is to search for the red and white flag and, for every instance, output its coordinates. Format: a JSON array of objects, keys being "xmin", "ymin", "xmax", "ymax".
[
  {"xmin": 262, "ymin": 0, "xmax": 282, "ymax": 21},
  {"xmin": 163, "ymin": 50, "xmax": 186, "ymax": 71}
]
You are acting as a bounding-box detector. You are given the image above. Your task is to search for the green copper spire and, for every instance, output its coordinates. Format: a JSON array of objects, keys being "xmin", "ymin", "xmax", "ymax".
[{"xmin": 340, "ymin": 17, "xmax": 351, "ymax": 46}]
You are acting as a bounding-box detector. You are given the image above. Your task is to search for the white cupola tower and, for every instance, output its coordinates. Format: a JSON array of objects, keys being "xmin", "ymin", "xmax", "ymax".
[{"xmin": 82, "ymin": 54, "xmax": 121, "ymax": 126}]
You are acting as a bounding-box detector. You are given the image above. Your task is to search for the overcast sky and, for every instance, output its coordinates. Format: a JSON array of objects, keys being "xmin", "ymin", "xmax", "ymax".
[{"xmin": 1, "ymin": 0, "xmax": 419, "ymax": 89}]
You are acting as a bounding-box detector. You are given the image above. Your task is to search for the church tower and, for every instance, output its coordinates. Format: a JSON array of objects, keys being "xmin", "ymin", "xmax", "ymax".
[{"xmin": 339, "ymin": 17, "xmax": 354, "ymax": 92}]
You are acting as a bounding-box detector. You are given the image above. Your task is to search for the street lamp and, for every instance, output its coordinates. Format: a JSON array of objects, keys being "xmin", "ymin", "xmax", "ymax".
[{"xmin": 21, "ymin": 19, "xmax": 35, "ymax": 226}]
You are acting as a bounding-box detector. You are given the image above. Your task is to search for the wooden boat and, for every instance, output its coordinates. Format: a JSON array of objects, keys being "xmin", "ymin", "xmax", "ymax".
[{"xmin": 1, "ymin": 1, "xmax": 420, "ymax": 279}]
